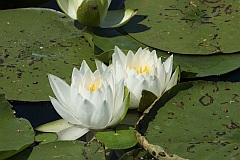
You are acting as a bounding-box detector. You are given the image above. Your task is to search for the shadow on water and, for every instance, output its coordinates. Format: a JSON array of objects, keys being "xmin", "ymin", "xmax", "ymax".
[
  {"xmin": 11, "ymin": 101, "xmax": 60, "ymax": 128},
  {"xmin": 123, "ymin": 15, "xmax": 151, "ymax": 33}
]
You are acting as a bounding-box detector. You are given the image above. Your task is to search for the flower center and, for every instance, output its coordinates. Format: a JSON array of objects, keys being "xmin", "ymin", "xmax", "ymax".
[
  {"xmin": 135, "ymin": 65, "xmax": 152, "ymax": 74},
  {"xmin": 88, "ymin": 84, "xmax": 99, "ymax": 92}
]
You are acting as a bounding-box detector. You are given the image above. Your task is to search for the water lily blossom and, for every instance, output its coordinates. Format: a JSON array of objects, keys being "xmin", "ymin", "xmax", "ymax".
[
  {"xmin": 112, "ymin": 46, "xmax": 180, "ymax": 109},
  {"xmin": 38, "ymin": 60, "xmax": 129, "ymax": 140},
  {"xmin": 56, "ymin": 0, "xmax": 137, "ymax": 28}
]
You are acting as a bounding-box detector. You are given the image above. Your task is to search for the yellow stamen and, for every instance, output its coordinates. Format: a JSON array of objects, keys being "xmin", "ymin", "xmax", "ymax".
[
  {"xmin": 89, "ymin": 84, "xmax": 98, "ymax": 92},
  {"xmin": 135, "ymin": 66, "xmax": 151, "ymax": 74}
]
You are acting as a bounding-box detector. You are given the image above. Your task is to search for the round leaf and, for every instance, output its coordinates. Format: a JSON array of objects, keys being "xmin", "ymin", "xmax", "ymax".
[
  {"xmin": 28, "ymin": 140, "xmax": 105, "ymax": 159},
  {"xmin": 35, "ymin": 133, "xmax": 58, "ymax": 144},
  {"xmin": 124, "ymin": 0, "xmax": 240, "ymax": 54},
  {"xmin": 96, "ymin": 126, "xmax": 137, "ymax": 149},
  {"xmin": 138, "ymin": 81, "xmax": 240, "ymax": 159}
]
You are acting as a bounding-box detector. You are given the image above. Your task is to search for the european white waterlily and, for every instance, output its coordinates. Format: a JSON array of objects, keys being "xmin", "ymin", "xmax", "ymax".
[
  {"xmin": 57, "ymin": 0, "xmax": 137, "ymax": 28},
  {"xmin": 111, "ymin": 46, "xmax": 180, "ymax": 109},
  {"xmin": 37, "ymin": 60, "xmax": 129, "ymax": 140}
]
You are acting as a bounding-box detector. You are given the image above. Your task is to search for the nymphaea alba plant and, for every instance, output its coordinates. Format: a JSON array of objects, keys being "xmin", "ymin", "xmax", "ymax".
[
  {"xmin": 37, "ymin": 60, "xmax": 129, "ymax": 140},
  {"xmin": 111, "ymin": 46, "xmax": 180, "ymax": 109},
  {"xmin": 57, "ymin": 0, "xmax": 137, "ymax": 28}
]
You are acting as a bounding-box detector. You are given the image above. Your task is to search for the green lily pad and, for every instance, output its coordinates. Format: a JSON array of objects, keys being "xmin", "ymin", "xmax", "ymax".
[
  {"xmin": 82, "ymin": 27, "xmax": 240, "ymax": 77},
  {"xmin": 35, "ymin": 133, "xmax": 58, "ymax": 144},
  {"xmin": 137, "ymin": 81, "xmax": 240, "ymax": 159},
  {"xmin": 0, "ymin": 8, "xmax": 96, "ymax": 101},
  {"xmin": 119, "ymin": 148, "xmax": 153, "ymax": 160},
  {"xmin": 28, "ymin": 140, "xmax": 105, "ymax": 159},
  {"xmin": 0, "ymin": 94, "xmax": 34, "ymax": 159},
  {"xmin": 124, "ymin": 0, "xmax": 240, "ymax": 54},
  {"xmin": 95, "ymin": 126, "xmax": 137, "ymax": 149},
  {"xmin": 36, "ymin": 119, "xmax": 72, "ymax": 133}
]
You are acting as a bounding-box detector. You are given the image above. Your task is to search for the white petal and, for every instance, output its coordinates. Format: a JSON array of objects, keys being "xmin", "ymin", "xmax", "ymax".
[
  {"xmin": 106, "ymin": 85, "xmax": 114, "ymax": 114},
  {"xmin": 126, "ymin": 50, "xmax": 134, "ymax": 69},
  {"xmin": 80, "ymin": 60, "xmax": 92, "ymax": 76},
  {"xmin": 57, "ymin": 125, "xmax": 89, "ymax": 140},
  {"xmin": 50, "ymin": 97, "xmax": 80, "ymax": 125},
  {"xmin": 157, "ymin": 64, "xmax": 166, "ymax": 91},
  {"xmin": 147, "ymin": 76, "xmax": 161, "ymax": 96},
  {"xmin": 95, "ymin": 60, "xmax": 107, "ymax": 74},
  {"xmin": 164, "ymin": 55, "xmax": 173, "ymax": 84},
  {"xmin": 113, "ymin": 79, "xmax": 124, "ymax": 115},
  {"xmin": 77, "ymin": 99, "xmax": 96, "ymax": 127},
  {"xmin": 125, "ymin": 74, "xmax": 141, "ymax": 94},
  {"xmin": 48, "ymin": 74, "xmax": 70, "ymax": 110},
  {"xmin": 129, "ymin": 93, "xmax": 139, "ymax": 109},
  {"xmin": 107, "ymin": 0, "xmax": 112, "ymax": 8},
  {"xmin": 113, "ymin": 46, "xmax": 126, "ymax": 66},
  {"xmin": 91, "ymin": 100, "xmax": 111, "ymax": 129},
  {"xmin": 71, "ymin": 67, "xmax": 81, "ymax": 86},
  {"xmin": 114, "ymin": 61, "xmax": 126, "ymax": 83},
  {"xmin": 165, "ymin": 66, "xmax": 180, "ymax": 91},
  {"xmin": 75, "ymin": 0, "xmax": 83, "ymax": 8},
  {"xmin": 90, "ymin": 89, "xmax": 102, "ymax": 106},
  {"xmin": 132, "ymin": 78, "xmax": 149, "ymax": 99},
  {"xmin": 57, "ymin": 0, "xmax": 78, "ymax": 19},
  {"xmin": 70, "ymin": 84, "xmax": 83, "ymax": 112},
  {"xmin": 109, "ymin": 81, "xmax": 126, "ymax": 125}
]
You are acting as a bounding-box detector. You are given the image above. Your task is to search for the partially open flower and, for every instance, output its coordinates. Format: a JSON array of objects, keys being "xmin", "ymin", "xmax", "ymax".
[
  {"xmin": 41, "ymin": 60, "xmax": 129, "ymax": 140},
  {"xmin": 57, "ymin": 0, "xmax": 137, "ymax": 28},
  {"xmin": 112, "ymin": 46, "xmax": 180, "ymax": 109}
]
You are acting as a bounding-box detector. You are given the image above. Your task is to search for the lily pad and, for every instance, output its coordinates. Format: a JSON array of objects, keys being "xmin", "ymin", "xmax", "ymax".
[
  {"xmin": 137, "ymin": 81, "xmax": 240, "ymax": 159},
  {"xmin": 35, "ymin": 133, "xmax": 58, "ymax": 144},
  {"xmin": 0, "ymin": 94, "xmax": 34, "ymax": 159},
  {"xmin": 119, "ymin": 148, "xmax": 153, "ymax": 160},
  {"xmin": 28, "ymin": 140, "xmax": 105, "ymax": 159},
  {"xmin": 95, "ymin": 126, "xmax": 137, "ymax": 149},
  {"xmin": 0, "ymin": 8, "xmax": 96, "ymax": 101},
  {"xmin": 124, "ymin": 0, "xmax": 240, "ymax": 54},
  {"xmin": 82, "ymin": 27, "xmax": 240, "ymax": 77}
]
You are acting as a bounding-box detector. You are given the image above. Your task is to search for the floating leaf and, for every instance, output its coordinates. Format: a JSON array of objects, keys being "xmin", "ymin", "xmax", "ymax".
[
  {"xmin": 96, "ymin": 126, "xmax": 137, "ymax": 149},
  {"xmin": 0, "ymin": 8, "xmax": 96, "ymax": 101},
  {"xmin": 119, "ymin": 148, "xmax": 153, "ymax": 160},
  {"xmin": 28, "ymin": 140, "xmax": 105, "ymax": 159},
  {"xmin": 35, "ymin": 133, "xmax": 58, "ymax": 144},
  {"xmin": 82, "ymin": 27, "xmax": 240, "ymax": 77},
  {"xmin": 137, "ymin": 81, "xmax": 240, "ymax": 159},
  {"xmin": 36, "ymin": 119, "xmax": 72, "ymax": 133},
  {"xmin": 124, "ymin": 0, "xmax": 240, "ymax": 54},
  {"xmin": 0, "ymin": 95, "xmax": 34, "ymax": 159}
]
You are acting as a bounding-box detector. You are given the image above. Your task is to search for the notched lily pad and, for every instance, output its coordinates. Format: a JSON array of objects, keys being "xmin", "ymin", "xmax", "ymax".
[
  {"xmin": 124, "ymin": 0, "xmax": 240, "ymax": 54},
  {"xmin": 96, "ymin": 126, "xmax": 137, "ymax": 149},
  {"xmin": 35, "ymin": 133, "xmax": 58, "ymax": 144},
  {"xmin": 137, "ymin": 81, "xmax": 240, "ymax": 159}
]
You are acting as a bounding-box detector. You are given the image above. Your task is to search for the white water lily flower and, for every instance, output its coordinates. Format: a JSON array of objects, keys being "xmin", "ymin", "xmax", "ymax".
[
  {"xmin": 111, "ymin": 46, "xmax": 180, "ymax": 109},
  {"xmin": 57, "ymin": 0, "xmax": 137, "ymax": 28},
  {"xmin": 43, "ymin": 60, "xmax": 128, "ymax": 140}
]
